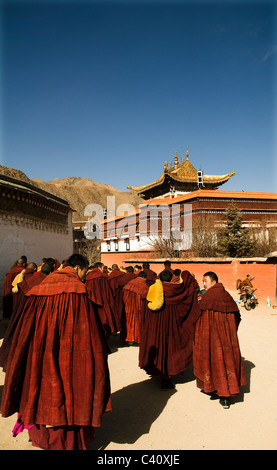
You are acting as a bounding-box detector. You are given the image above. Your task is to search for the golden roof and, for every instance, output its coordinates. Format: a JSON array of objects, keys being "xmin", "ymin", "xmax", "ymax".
[{"xmin": 127, "ymin": 151, "xmax": 235, "ymax": 196}]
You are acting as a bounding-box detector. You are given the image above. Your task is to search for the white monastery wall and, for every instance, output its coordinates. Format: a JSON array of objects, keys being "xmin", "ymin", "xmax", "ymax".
[{"xmin": 0, "ymin": 212, "xmax": 73, "ymax": 316}]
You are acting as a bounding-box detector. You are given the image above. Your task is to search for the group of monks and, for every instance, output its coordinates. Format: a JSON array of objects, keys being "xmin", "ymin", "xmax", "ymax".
[{"xmin": 0, "ymin": 255, "xmax": 246, "ymax": 450}]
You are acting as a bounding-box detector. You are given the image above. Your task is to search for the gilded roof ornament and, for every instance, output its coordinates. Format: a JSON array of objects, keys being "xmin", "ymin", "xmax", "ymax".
[{"xmin": 126, "ymin": 148, "xmax": 235, "ymax": 198}]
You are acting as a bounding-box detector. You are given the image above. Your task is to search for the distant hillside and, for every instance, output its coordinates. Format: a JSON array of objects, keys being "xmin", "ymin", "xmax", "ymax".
[{"xmin": 0, "ymin": 166, "xmax": 142, "ymax": 221}]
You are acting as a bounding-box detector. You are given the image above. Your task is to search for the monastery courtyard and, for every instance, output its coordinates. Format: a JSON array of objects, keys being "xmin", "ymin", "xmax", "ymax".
[{"xmin": 0, "ymin": 300, "xmax": 276, "ymax": 451}]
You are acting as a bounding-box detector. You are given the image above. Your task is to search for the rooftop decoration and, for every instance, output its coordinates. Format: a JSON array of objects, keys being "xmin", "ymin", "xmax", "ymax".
[{"xmin": 127, "ymin": 150, "xmax": 235, "ymax": 199}]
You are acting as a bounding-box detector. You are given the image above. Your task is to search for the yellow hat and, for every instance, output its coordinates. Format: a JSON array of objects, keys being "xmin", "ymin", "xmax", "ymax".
[{"xmin": 147, "ymin": 279, "xmax": 164, "ymax": 311}]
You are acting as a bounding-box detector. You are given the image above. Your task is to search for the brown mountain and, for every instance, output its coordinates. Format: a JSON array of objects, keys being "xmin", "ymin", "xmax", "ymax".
[{"xmin": 0, "ymin": 165, "xmax": 142, "ymax": 221}]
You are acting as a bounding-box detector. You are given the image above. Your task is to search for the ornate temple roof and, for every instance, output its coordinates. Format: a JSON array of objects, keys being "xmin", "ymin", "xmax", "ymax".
[{"xmin": 127, "ymin": 151, "xmax": 235, "ymax": 199}]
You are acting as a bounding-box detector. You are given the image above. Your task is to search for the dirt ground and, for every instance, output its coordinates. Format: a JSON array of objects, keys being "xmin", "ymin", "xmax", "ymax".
[{"xmin": 0, "ymin": 299, "xmax": 276, "ymax": 451}]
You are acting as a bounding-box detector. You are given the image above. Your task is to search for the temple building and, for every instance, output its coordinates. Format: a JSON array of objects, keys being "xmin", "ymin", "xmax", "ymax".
[
  {"xmin": 101, "ymin": 189, "xmax": 277, "ymax": 265},
  {"xmin": 127, "ymin": 151, "xmax": 235, "ymax": 199},
  {"xmin": 100, "ymin": 150, "xmax": 277, "ymax": 267}
]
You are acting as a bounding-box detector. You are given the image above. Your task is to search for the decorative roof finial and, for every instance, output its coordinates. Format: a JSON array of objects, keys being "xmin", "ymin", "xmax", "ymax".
[
  {"xmin": 164, "ymin": 161, "xmax": 168, "ymax": 172},
  {"xmin": 186, "ymin": 150, "xmax": 189, "ymax": 159},
  {"xmin": 174, "ymin": 151, "xmax": 179, "ymax": 167}
]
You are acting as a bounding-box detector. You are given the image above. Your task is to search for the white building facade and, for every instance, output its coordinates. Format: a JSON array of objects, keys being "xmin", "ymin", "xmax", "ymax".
[{"xmin": 0, "ymin": 174, "xmax": 73, "ymax": 315}]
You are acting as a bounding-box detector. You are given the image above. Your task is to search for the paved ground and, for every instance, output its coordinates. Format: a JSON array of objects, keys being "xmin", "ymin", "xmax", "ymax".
[{"xmin": 0, "ymin": 302, "xmax": 276, "ymax": 450}]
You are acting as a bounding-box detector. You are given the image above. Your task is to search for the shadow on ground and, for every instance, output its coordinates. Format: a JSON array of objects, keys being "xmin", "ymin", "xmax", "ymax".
[
  {"xmin": 231, "ymin": 357, "xmax": 255, "ymax": 405},
  {"xmin": 88, "ymin": 376, "xmax": 177, "ymax": 450}
]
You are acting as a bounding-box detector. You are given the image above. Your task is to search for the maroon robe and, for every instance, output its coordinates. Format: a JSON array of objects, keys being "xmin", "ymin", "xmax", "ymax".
[
  {"xmin": 107, "ymin": 268, "xmax": 127, "ymax": 296},
  {"xmin": 2, "ymin": 264, "xmax": 26, "ymax": 318},
  {"xmin": 15, "ymin": 267, "xmax": 36, "ymax": 284},
  {"xmin": 171, "ymin": 275, "xmax": 181, "ymax": 283},
  {"xmin": 143, "ymin": 268, "xmax": 157, "ymax": 286},
  {"xmin": 11, "ymin": 268, "xmax": 37, "ymax": 313},
  {"xmin": 0, "ymin": 272, "xmax": 46, "ymax": 372},
  {"xmin": 122, "ymin": 277, "xmax": 149, "ymax": 343},
  {"xmin": 0, "ymin": 266, "xmax": 111, "ymax": 450},
  {"xmin": 193, "ymin": 283, "xmax": 247, "ymax": 397},
  {"xmin": 85, "ymin": 268, "xmax": 121, "ymax": 336},
  {"xmin": 19, "ymin": 271, "xmax": 47, "ymax": 293},
  {"xmin": 139, "ymin": 270, "xmax": 201, "ymax": 377},
  {"xmin": 107, "ymin": 269, "xmax": 136, "ymax": 330}
]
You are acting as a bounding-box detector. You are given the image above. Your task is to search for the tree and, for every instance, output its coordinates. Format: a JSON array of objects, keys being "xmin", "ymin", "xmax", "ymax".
[
  {"xmin": 147, "ymin": 231, "xmax": 181, "ymax": 258},
  {"xmin": 191, "ymin": 213, "xmax": 219, "ymax": 257},
  {"xmin": 79, "ymin": 238, "xmax": 101, "ymax": 265},
  {"xmin": 217, "ymin": 202, "xmax": 256, "ymax": 257}
]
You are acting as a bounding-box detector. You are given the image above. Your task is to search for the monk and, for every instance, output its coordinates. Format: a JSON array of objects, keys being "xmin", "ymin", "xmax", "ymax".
[
  {"xmin": 122, "ymin": 266, "xmax": 137, "ymax": 283},
  {"xmin": 139, "ymin": 269, "xmax": 201, "ymax": 390},
  {"xmin": 142, "ymin": 262, "xmax": 157, "ymax": 286},
  {"xmin": 0, "ymin": 254, "xmax": 111, "ymax": 450},
  {"xmin": 85, "ymin": 262, "xmax": 121, "ymax": 336},
  {"xmin": 0, "ymin": 262, "xmax": 54, "ymax": 372},
  {"xmin": 158, "ymin": 260, "xmax": 174, "ymax": 279},
  {"xmin": 107, "ymin": 265, "xmax": 136, "ymax": 331},
  {"xmin": 193, "ymin": 271, "xmax": 247, "ymax": 409},
  {"xmin": 171, "ymin": 268, "xmax": 181, "ymax": 283},
  {"xmin": 11, "ymin": 262, "xmax": 37, "ymax": 295},
  {"xmin": 107, "ymin": 264, "xmax": 126, "ymax": 295},
  {"xmin": 37, "ymin": 257, "xmax": 56, "ymax": 272},
  {"xmin": 10, "ymin": 262, "xmax": 38, "ymax": 328},
  {"xmin": 2, "ymin": 256, "xmax": 27, "ymax": 318},
  {"xmin": 37, "ymin": 258, "xmax": 47, "ymax": 272},
  {"xmin": 122, "ymin": 271, "xmax": 148, "ymax": 344},
  {"xmin": 103, "ymin": 265, "xmax": 109, "ymax": 276}
]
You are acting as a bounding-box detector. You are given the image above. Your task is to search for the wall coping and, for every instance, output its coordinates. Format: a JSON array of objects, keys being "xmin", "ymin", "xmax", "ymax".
[
  {"xmin": 0, "ymin": 174, "xmax": 70, "ymax": 209},
  {"xmin": 123, "ymin": 257, "xmax": 270, "ymax": 264}
]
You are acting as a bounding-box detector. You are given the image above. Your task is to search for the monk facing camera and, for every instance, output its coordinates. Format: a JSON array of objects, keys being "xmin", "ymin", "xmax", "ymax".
[{"xmin": 193, "ymin": 271, "xmax": 247, "ymax": 409}]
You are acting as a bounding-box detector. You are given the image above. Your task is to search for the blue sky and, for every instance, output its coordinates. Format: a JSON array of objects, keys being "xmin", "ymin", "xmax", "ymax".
[{"xmin": 1, "ymin": 0, "xmax": 276, "ymax": 193}]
